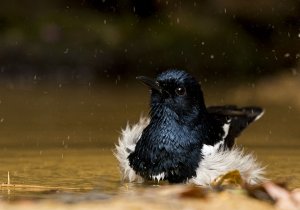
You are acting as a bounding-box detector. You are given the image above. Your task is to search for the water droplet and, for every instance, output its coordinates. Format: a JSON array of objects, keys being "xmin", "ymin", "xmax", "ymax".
[{"xmin": 210, "ymin": 54, "xmax": 215, "ymax": 59}]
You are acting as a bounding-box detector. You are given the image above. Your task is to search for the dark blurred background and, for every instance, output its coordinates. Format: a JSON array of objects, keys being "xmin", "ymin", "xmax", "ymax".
[{"xmin": 0, "ymin": 0, "xmax": 299, "ymax": 85}]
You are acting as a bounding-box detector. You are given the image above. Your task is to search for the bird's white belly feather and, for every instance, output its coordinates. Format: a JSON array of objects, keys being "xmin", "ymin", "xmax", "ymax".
[
  {"xmin": 190, "ymin": 143, "xmax": 265, "ymax": 186},
  {"xmin": 114, "ymin": 117, "xmax": 149, "ymax": 183}
]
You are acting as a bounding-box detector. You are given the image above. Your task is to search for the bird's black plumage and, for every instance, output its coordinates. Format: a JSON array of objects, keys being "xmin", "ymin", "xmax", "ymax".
[{"xmin": 128, "ymin": 70, "xmax": 263, "ymax": 183}]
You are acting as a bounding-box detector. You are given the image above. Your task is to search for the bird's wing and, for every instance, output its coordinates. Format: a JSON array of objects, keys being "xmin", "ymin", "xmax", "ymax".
[{"xmin": 207, "ymin": 105, "xmax": 264, "ymax": 148}]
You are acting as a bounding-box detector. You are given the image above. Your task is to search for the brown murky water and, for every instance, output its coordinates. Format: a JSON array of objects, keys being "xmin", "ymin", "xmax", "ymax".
[{"xmin": 0, "ymin": 76, "xmax": 299, "ymax": 201}]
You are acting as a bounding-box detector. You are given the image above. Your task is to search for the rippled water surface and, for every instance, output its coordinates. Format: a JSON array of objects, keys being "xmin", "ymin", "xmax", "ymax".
[{"xmin": 0, "ymin": 81, "xmax": 299, "ymax": 200}]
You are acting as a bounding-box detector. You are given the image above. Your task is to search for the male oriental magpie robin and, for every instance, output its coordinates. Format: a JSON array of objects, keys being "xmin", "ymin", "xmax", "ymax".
[{"xmin": 115, "ymin": 70, "xmax": 265, "ymax": 185}]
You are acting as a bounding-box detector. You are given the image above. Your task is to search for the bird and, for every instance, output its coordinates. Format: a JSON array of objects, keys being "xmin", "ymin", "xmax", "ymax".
[{"xmin": 115, "ymin": 70, "xmax": 265, "ymax": 186}]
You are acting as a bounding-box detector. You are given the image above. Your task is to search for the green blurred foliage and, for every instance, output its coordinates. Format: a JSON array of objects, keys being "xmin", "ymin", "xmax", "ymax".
[{"xmin": 0, "ymin": 0, "xmax": 299, "ymax": 84}]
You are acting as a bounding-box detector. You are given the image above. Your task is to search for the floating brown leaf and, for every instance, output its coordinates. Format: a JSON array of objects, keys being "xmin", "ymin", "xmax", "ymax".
[{"xmin": 211, "ymin": 170, "xmax": 244, "ymax": 190}]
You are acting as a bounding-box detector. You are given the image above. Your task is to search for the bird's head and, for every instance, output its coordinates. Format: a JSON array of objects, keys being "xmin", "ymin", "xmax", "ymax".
[{"xmin": 137, "ymin": 70, "xmax": 207, "ymax": 120}]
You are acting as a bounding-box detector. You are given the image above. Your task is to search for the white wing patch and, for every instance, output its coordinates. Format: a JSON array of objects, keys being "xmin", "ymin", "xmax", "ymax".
[
  {"xmin": 202, "ymin": 120, "xmax": 230, "ymax": 156},
  {"xmin": 222, "ymin": 120, "xmax": 231, "ymax": 140},
  {"xmin": 114, "ymin": 117, "xmax": 150, "ymax": 183}
]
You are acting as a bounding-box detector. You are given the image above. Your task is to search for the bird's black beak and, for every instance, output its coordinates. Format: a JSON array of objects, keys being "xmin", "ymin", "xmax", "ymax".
[{"xmin": 136, "ymin": 76, "xmax": 162, "ymax": 93}]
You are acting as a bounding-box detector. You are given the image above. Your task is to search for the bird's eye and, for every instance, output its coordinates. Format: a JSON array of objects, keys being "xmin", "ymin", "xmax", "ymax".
[{"xmin": 175, "ymin": 87, "xmax": 186, "ymax": 96}]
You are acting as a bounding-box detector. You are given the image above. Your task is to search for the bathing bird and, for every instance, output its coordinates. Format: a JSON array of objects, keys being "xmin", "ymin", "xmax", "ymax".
[{"xmin": 115, "ymin": 70, "xmax": 265, "ymax": 186}]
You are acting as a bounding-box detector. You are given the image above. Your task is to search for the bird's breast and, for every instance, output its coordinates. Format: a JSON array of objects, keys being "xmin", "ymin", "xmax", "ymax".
[{"xmin": 129, "ymin": 121, "xmax": 203, "ymax": 182}]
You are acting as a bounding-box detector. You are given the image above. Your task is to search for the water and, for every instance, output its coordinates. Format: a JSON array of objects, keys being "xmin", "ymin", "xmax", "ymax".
[
  {"xmin": 0, "ymin": 79, "xmax": 299, "ymax": 201},
  {"xmin": 0, "ymin": 149, "xmax": 119, "ymax": 200}
]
